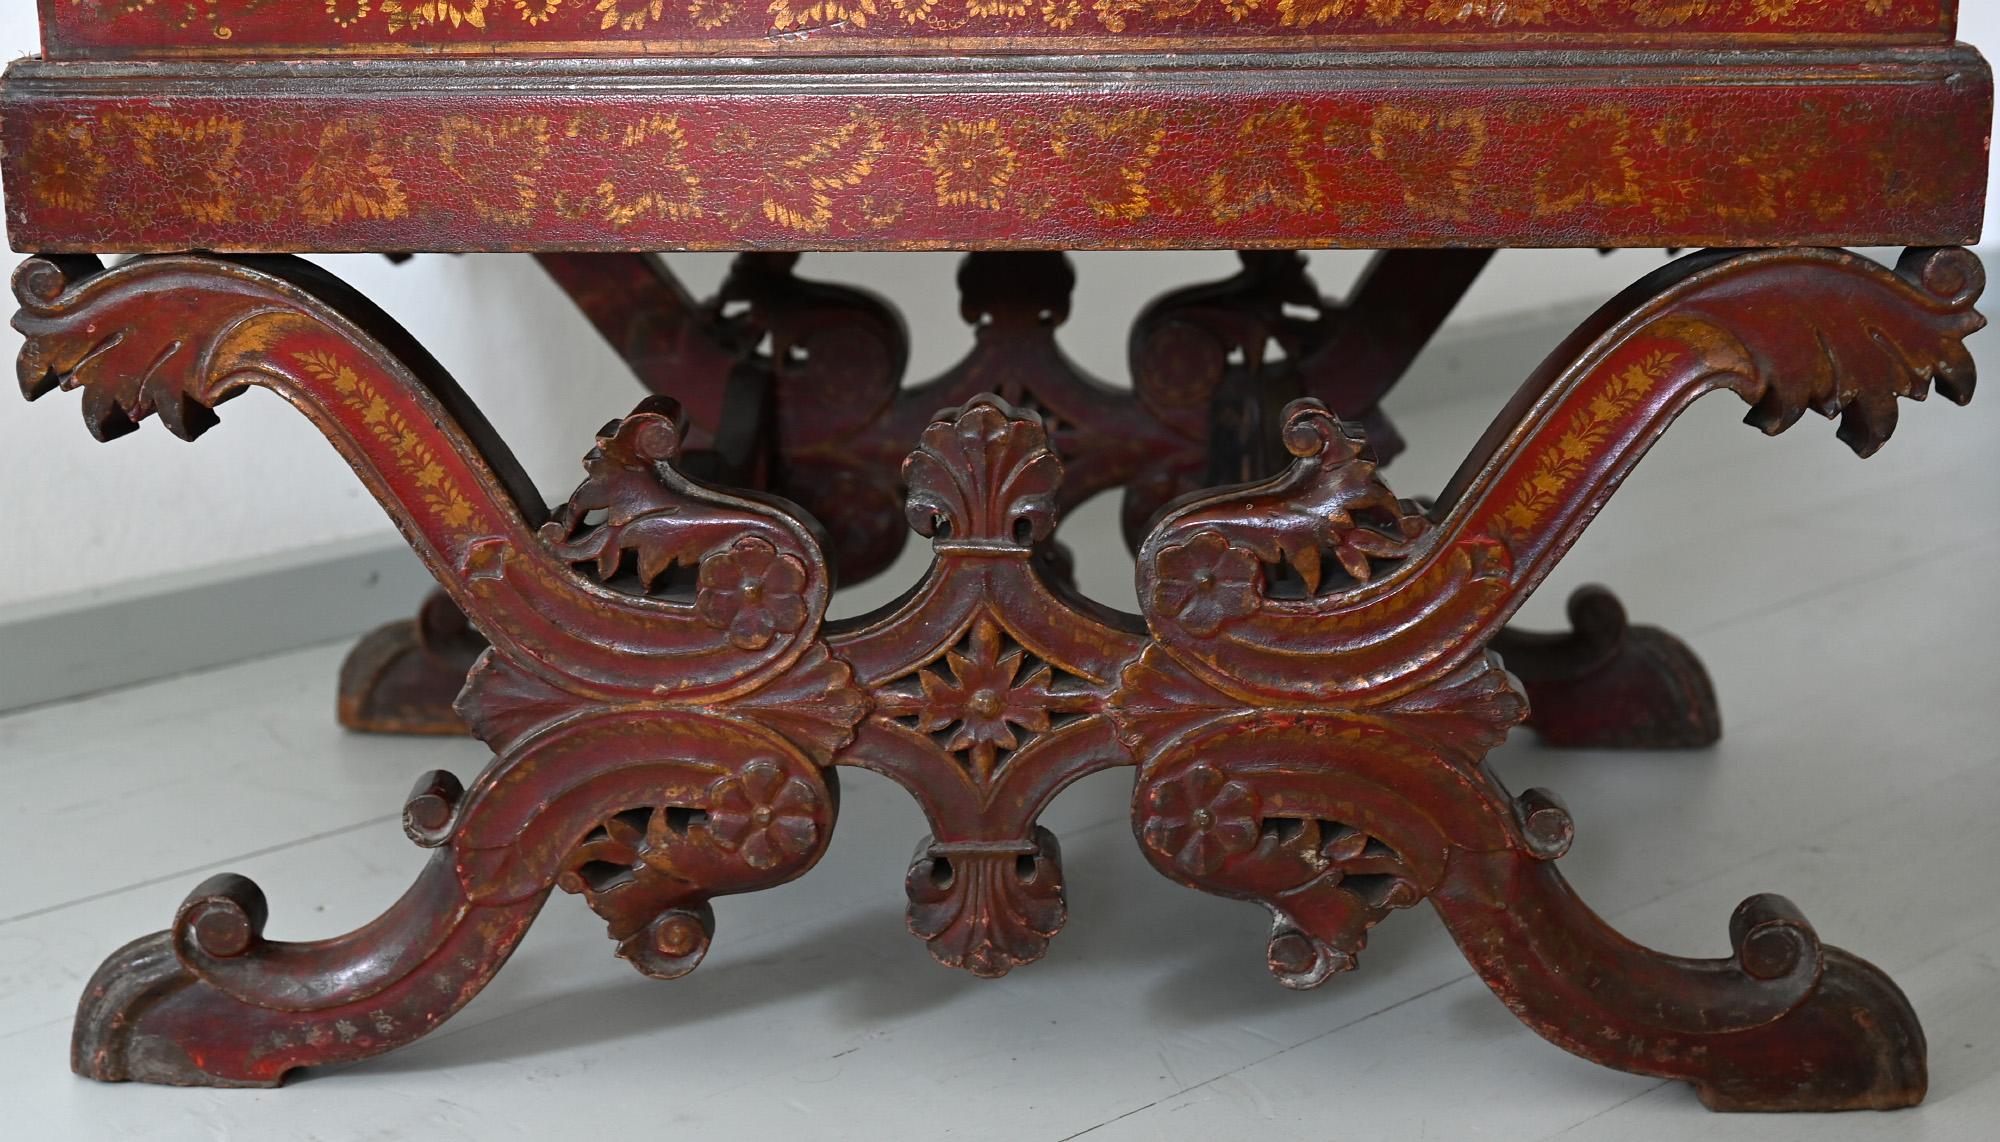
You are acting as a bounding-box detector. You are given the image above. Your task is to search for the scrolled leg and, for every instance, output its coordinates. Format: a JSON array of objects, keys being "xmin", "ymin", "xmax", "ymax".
[
  {"xmin": 1117, "ymin": 246, "xmax": 1975, "ymax": 1110},
  {"xmin": 1492, "ymin": 585, "xmax": 1722, "ymax": 748},
  {"xmin": 337, "ymin": 588, "xmax": 485, "ymax": 734},
  {"xmin": 24, "ymin": 253, "xmax": 865, "ymax": 1085},
  {"xmin": 1433, "ymin": 847, "xmax": 1925, "ymax": 1111},
  {"xmin": 72, "ymin": 851, "xmax": 544, "ymax": 1086}
]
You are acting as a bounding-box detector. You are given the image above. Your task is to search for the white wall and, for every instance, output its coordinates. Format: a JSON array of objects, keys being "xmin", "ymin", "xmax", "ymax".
[{"xmin": 0, "ymin": 10, "xmax": 1993, "ymax": 610}]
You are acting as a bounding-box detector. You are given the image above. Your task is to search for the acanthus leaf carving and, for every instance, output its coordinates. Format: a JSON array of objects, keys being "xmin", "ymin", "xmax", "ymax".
[
  {"xmin": 1138, "ymin": 399, "xmax": 1429, "ymax": 646},
  {"xmin": 540, "ymin": 395, "xmax": 819, "ymax": 625},
  {"xmin": 1688, "ymin": 246, "xmax": 1982, "ymax": 457},
  {"xmin": 905, "ymin": 828, "xmax": 1067, "ymax": 979},
  {"xmin": 727, "ymin": 642, "xmax": 871, "ymax": 765},
  {"xmin": 1107, "ymin": 642, "xmax": 1241, "ymax": 761},
  {"xmin": 903, "ymin": 394, "xmax": 1062, "ymax": 547}
]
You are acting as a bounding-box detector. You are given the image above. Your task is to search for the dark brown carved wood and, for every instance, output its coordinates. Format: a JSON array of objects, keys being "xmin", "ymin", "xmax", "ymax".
[
  {"xmin": 348, "ymin": 248, "xmax": 1717, "ymax": 749},
  {"xmin": 1492, "ymin": 585, "xmax": 1722, "ymax": 748},
  {"xmin": 18, "ymin": 244, "xmax": 1980, "ymax": 1108}
]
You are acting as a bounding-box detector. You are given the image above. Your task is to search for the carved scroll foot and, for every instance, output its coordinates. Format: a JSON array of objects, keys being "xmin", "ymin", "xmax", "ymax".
[
  {"xmin": 72, "ymin": 853, "xmax": 542, "ymax": 1087},
  {"xmin": 336, "ymin": 590, "xmax": 485, "ymax": 735},
  {"xmin": 1493, "ymin": 585, "xmax": 1721, "ymax": 749},
  {"xmin": 1434, "ymin": 851, "xmax": 1925, "ymax": 1111}
]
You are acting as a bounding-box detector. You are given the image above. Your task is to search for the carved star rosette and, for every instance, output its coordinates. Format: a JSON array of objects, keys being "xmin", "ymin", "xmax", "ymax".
[{"xmin": 828, "ymin": 395, "xmax": 1143, "ymax": 976}]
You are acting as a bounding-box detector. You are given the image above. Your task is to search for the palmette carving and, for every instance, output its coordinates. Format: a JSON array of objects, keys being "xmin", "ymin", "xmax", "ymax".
[
  {"xmin": 27, "ymin": 247, "xmax": 1979, "ymax": 1107},
  {"xmin": 834, "ymin": 395, "xmax": 1141, "ymax": 976},
  {"xmin": 906, "ymin": 830, "xmax": 1067, "ymax": 979}
]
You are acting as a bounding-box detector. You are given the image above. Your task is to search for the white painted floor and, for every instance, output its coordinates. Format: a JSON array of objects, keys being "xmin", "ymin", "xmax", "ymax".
[{"xmin": 4, "ymin": 313, "xmax": 1999, "ymax": 1141}]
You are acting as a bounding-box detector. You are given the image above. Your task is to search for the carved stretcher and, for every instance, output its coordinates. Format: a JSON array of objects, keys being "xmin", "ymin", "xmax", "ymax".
[{"xmin": 4, "ymin": 0, "xmax": 1989, "ymax": 1111}]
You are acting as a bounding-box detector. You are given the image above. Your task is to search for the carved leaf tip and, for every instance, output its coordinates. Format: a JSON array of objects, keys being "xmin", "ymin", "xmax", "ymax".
[{"xmin": 1723, "ymin": 247, "xmax": 1984, "ymax": 459}]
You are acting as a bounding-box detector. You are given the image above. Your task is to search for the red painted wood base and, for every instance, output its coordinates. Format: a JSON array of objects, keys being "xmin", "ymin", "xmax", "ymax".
[{"xmin": 18, "ymin": 244, "xmax": 1981, "ymax": 1108}]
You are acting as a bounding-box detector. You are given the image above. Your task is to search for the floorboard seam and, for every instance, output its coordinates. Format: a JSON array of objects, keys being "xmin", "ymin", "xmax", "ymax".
[{"xmin": 0, "ymin": 814, "xmax": 399, "ymax": 928}]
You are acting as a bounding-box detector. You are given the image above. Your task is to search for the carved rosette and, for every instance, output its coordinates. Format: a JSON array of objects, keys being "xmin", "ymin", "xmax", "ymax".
[
  {"xmin": 556, "ymin": 755, "xmax": 836, "ymax": 979},
  {"xmin": 23, "ymin": 247, "xmax": 1979, "ymax": 1104},
  {"xmin": 1116, "ymin": 398, "xmax": 1530, "ymax": 985},
  {"xmin": 873, "ymin": 614, "xmax": 1097, "ymax": 785},
  {"xmin": 831, "ymin": 394, "xmax": 1142, "ymax": 978}
]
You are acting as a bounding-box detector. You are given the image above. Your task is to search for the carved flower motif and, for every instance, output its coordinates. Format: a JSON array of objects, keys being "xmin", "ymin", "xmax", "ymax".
[
  {"xmin": 696, "ymin": 535, "xmax": 810, "ymax": 650},
  {"xmin": 921, "ymin": 119, "xmax": 1017, "ymax": 211},
  {"xmin": 1144, "ymin": 765, "xmax": 1260, "ymax": 876},
  {"xmin": 1153, "ymin": 530, "xmax": 1262, "ymax": 635},
  {"xmin": 914, "ymin": 618, "xmax": 1058, "ymax": 780},
  {"xmin": 706, "ymin": 759, "xmax": 821, "ymax": 871}
]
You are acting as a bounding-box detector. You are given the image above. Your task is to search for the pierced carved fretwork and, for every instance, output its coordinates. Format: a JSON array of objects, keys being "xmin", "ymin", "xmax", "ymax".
[{"xmin": 23, "ymin": 246, "xmax": 1981, "ymax": 1111}]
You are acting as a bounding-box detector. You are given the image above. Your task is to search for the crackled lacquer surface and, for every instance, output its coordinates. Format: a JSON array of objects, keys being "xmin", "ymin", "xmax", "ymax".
[
  {"xmin": 4, "ymin": 69, "xmax": 1988, "ymax": 251},
  {"xmin": 37, "ymin": 0, "xmax": 1958, "ymax": 58}
]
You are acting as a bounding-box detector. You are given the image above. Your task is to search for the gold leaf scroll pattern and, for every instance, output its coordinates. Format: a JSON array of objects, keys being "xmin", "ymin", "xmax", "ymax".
[
  {"xmin": 1050, "ymin": 108, "xmax": 1165, "ymax": 222},
  {"xmin": 1278, "ymin": 0, "xmax": 1556, "ymax": 28},
  {"xmin": 1623, "ymin": 0, "xmax": 1894, "ymax": 27},
  {"xmin": 1369, "ymin": 105, "xmax": 1486, "ymax": 222},
  {"xmin": 438, "ymin": 115, "xmax": 553, "ymax": 227},
  {"xmin": 734, "ymin": 110, "xmax": 889, "ymax": 234},
  {"xmin": 1205, "ymin": 104, "xmax": 1320, "ymax": 222},
  {"xmin": 297, "ymin": 120, "xmax": 408, "ymax": 225},
  {"xmin": 292, "ymin": 350, "xmax": 479, "ymax": 533},
  {"xmin": 1091, "ymin": 0, "xmax": 1256, "ymax": 33},
  {"xmin": 551, "ymin": 115, "xmax": 704, "ymax": 227},
  {"xmin": 921, "ymin": 119, "xmax": 1018, "ymax": 211},
  {"xmin": 1497, "ymin": 350, "xmax": 1671, "ymax": 540},
  {"xmin": 514, "ymin": 0, "xmax": 566, "ymax": 25}
]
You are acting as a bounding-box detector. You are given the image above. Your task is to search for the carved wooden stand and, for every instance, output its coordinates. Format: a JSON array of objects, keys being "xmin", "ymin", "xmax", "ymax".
[
  {"xmin": 18, "ymin": 244, "xmax": 1982, "ymax": 1109},
  {"xmin": 341, "ymin": 250, "xmax": 1720, "ymax": 749}
]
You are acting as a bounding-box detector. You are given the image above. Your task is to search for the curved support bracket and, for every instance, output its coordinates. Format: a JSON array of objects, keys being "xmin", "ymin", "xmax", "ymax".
[
  {"xmin": 32, "ymin": 247, "xmax": 1973, "ymax": 1106},
  {"xmin": 1134, "ymin": 247, "xmax": 1982, "ymax": 709},
  {"xmin": 1114, "ymin": 246, "xmax": 1973, "ymax": 1110},
  {"xmin": 13, "ymin": 254, "xmax": 836, "ymax": 707}
]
